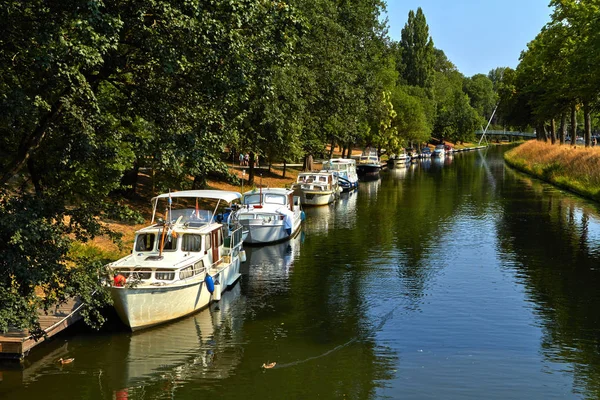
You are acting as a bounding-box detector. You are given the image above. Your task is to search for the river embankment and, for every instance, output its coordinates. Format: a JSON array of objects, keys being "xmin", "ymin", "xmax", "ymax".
[{"xmin": 504, "ymin": 140, "xmax": 600, "ymax": 202}]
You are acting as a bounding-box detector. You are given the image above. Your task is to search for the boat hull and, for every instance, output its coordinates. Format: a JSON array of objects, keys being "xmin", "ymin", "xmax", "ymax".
[
  {"xmin": 241, "ymin": 216, "xmax": 302, "ymax": 245},
  {"xmin": 110, "ymin": 260, "xmax": 240, "ymax": 331},
  {"xmin": 298, "ymin": 190, "xmax": 337, "ymax": 206},
  {"xmin": 357, "ymin": 164, "xmax": 381, "ymax": 176}
]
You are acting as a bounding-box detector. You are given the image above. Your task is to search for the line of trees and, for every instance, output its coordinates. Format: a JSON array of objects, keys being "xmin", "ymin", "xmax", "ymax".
[
  {"xmin": 497, "ymin": 1, "xmax": 600, "ymax": 145},
  {"xmin": 0, "ymin": 1, "xmax": 501, "ymax": 333}
]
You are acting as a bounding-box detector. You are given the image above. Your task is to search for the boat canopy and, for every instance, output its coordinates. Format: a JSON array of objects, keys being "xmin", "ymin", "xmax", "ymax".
[
  {"xmin": 151, "ymin": 190, "xmax": 242, "ymax": 223},
  {"xmin": 152, "ymin": 190, "xmax": 242, "ymax": 204}
]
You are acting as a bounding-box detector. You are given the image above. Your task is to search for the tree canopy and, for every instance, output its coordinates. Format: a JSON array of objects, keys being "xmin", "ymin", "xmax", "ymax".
[{"xmin": 0, "ymin": 1, "xmax": 513, "ymax": 333}]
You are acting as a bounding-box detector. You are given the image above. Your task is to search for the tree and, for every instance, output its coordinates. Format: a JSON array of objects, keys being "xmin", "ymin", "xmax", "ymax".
[
  {"xmin": 0, "ymin": 0, "xmax": 303, "ymax": 334},
  {"xmin": 399, "ymin": 8, "xmax": 435, "ymax": 89}
]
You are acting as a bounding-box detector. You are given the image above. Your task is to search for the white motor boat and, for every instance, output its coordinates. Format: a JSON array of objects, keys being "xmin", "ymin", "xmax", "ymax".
[
  {"xmin": 106, "ymin": 190, "xmax": 246, "ymax": 331},
  {"xmin": 236, "ymin": 188, "xmax": 304, "ymax": 245},
  {"xmin": 387, "ymin": 150, "xmax": 410, "ymax": 166},
  {"xmin": 321, "ymin": 158, "xmax": 359, "ymax": 191},
  {"xmin": 432, "ymin": 144, "xmax": 446, "ymax": 158},
  {"xmin": 292, "ymin": 171, "xmax": 341, "ymax": 206},
  {"xmin": 357, "ymin": 148, "xmax": 382, "ymax": 177}
]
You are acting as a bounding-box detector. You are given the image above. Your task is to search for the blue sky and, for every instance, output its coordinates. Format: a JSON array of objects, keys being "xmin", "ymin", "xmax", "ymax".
[{"xmin": 383, "ymin": 0, "xmax": 552, "ymax": 77}]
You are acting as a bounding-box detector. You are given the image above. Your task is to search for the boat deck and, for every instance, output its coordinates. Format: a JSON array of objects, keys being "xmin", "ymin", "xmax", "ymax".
[{"xmin": 0, "ymin": 298, "xmax": 83, "ymax": 361}]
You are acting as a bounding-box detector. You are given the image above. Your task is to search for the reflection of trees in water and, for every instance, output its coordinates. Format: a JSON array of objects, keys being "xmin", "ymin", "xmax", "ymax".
[{"xmin": 496, "ymin": 169, "xmax": 600, "ymax": 398}]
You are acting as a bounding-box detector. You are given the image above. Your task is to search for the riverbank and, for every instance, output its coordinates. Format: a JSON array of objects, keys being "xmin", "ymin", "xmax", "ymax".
[{"xmin": 504, "ymin": 141, "xmax": 600, "ymax": 202}]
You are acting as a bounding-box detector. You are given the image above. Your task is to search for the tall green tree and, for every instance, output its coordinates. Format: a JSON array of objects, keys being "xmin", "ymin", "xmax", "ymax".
[{"xmin": 399, "ymin": 7, "xmax": 435, "ymax": 89}]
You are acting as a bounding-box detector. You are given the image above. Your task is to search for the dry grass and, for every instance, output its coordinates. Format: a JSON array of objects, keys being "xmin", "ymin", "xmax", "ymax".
[{"xmin": 505, "ymin": 141, "xmax": 600, "ymax": 200}]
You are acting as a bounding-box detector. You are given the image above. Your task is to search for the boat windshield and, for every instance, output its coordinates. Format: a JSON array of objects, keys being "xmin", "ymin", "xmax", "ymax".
[
  {"xmin": 135, "ymin": 233, "xmax": 156, "ymax": 252},
  {"xmin": 244, "ymin": 193, "xmax": 287, "ymax": 205},
  {"xmin": 323, "ymin": 161, "xmax": 349, "ymax": 172},
  {"xmin": 168, "ymin": 208, "xmax": 213, "ymax": 224}
]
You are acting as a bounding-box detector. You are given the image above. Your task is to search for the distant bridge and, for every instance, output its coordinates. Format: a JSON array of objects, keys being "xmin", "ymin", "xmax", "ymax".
[{"xmin": 475, "ymin": 130, "xmax": 536, "ymax": 140}]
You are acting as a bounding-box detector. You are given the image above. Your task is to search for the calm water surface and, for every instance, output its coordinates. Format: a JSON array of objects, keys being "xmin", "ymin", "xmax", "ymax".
[{"xmin": 3, "ymin": 145, "xmax": 600, "ymax": 399}]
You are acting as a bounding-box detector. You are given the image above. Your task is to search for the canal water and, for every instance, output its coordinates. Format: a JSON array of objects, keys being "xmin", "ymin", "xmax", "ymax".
[{"xmin": 3, "ymin": 145, "xmax": 600, "ymax": 399}]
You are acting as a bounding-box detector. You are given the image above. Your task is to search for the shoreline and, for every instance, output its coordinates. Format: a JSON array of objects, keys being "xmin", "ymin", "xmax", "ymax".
[{"xmin": 504, "ymin": 141, "xmax": 600, "ymax": 203}]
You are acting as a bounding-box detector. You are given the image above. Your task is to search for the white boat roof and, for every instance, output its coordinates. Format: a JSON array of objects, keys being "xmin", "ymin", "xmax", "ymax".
[
  {"xmin": 298, "ymin": 171, "xmax": 333, "ymax": 176},
  {"xmin": 326, "ymin": 158, "xmax": 356, "ymax": 164},
  {"xmin": 243, "ymin": 187, "xmax": 292, "ymax": 195},
  {"xmin": 152, "ymin": 190, "xmax": 242, "ymax": 203}
]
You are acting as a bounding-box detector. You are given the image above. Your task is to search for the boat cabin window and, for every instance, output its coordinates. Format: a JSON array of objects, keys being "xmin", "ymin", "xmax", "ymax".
[
  {"xmin": 265, "ymin": 194, "xmax": 286, "ymax": 205},
  {"xmin": 243, "ymin": 193, "xmax": 287, "ymax": 205},
  {"xmin": 194, "ymin": 260, "xmax": 205, "ymax": 274},
  {"xmin": 132, "ymin": 268, "xmax": 152, "ymax": 280},
  {"xmin": 182, "ymin": 234, "xmax": 202, "ymax": 252},
  {"xmin": 135, "ymin": 234, "xmax": 156, "ymax": 252},
  {"xmin": 180, "ymin": 261, "xmax": 205, "ymax": 280},
  {"xmin": 179, "ymin": 265, "xmax": 194, "ymax": 280},
  {"xmin": 162, "ymin": 236, "xmax": 178, "ymax": 251},
  {"xmin": 169, "ymin": 209, "xmax": 213, "ymax": 225},
  {"xmin": 205, "ymin": 235, "xmax": 212, "ymax": 251},
  {"xmin": 156, "ymin": 269, "xmax": 175, "ymax": 280},
  {"xmin": 243, "ymin": 194, "xmax": 262, "ymax": 205}
]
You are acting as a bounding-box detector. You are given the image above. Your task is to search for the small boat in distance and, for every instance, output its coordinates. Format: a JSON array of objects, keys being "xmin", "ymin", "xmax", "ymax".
[
  {"xmin": 292, "ymin": 171, "xmax": 341, "ymax": 206},
  {"xmin": 236, "ymin": 188, "xmax": 304, "ymax": 245},
  {"xmin": 444, "ymin": 144, "xmax": 454, "ymax": 156},
  {"xmin": 321, "ymin": 158, "xmax": 359, "ymax": 192},
  {"xmin": 420, "ymin": 146, "xmax": 431, "ymax": 158},
  {"xmin": 106, "ymin": 190, "xmax": 246, "ymax": 331},
  {"xmin": 432, "ymin": 144, "xmax": 445, "ymax": 158},
  {"xmin": 387, "ymin": 149, "xmax": 410, "ymax": 166},
  {"xmin": 356, "ymin": 148, "xmax": 382, "ymax": 177}
]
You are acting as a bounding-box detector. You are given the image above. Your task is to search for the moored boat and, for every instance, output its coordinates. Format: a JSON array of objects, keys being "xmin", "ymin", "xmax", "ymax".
[
  {"xmin": 236, "ymin": 188, "xmax": 304, "ymax": 245},
  {"xmin": 387, "ymin": 149, "xmax": 410, "ymax": 166},
  {"xmin": 321, "ymin": 158, "xmax": 359, "ymax": 192},
  {"xmin": 292, "ymin": 171, "xmax": 341, "ymax": 206},
  {"xmin": 106, "ymin": 190, "xmax": 246, "ymax": 331},
  {"xmin": 432, "ymin": 144, "xmax": 445, "ymax": 158},
  {"xmin": 356, "ymin": 148, "xmax": 382, "ymax": 176},
  {"xmin": 420, "ymin": 146, "xmax": 432, "ymax": 158}
]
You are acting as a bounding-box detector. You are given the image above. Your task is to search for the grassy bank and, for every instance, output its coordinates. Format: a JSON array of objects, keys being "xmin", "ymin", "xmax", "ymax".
[{"xmin": 504, "ymin": 141, "xmax": 600, "ymax": 202}]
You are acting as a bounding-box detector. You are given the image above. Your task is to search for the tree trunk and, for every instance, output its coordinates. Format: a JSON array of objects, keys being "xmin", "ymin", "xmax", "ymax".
[
  {"xmin": 192, "ymin": 175, "xmax": 205, "ymax": 189},
  {"xmin": 303, "ymin": 155, "xmax": 313, "ymax": 172},
  {"xmin": 571, "ymin": 104, "xmax": 577, "ymax": 147},
  {"xmin": 282, "ymin": 161, "xmax": 287, "ymax": 179},
  {"xmin": 559, "ymin": 113, "xmax": 567, "ymax": 145},
  {"xmin": 248, "ymin": 151, "xmax": 255, "ymax": 185},
  {"xmin": 584, "ymin": 102, "xmax": 592, "ymax": 147},
  {"xmin": 536, "ymin": 123, "xmax": 546, "ymax": 142},
  {"xmin": 121, "ymin": 160, "xmax": 140, "ymax": 196},
  {"xmin": 27, "ymin": 157, "xmax": 43, "ymax": 195},
  {"xmin": 550, "ymin": 119, "xmax": 556, "ymax": 144},
  {"xmin": 329, "ymin": 137, "xmax": 335, "ymax": 159},
  {"xmin": 1, "ymin": 93, "xmax": 66, "ymax": 185}
]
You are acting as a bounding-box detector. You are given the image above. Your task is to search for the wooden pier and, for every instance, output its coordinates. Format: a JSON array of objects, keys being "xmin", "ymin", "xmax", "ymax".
[{"xmin": 0, "ymin": 298, "xmax": 83, "ymax": 361}]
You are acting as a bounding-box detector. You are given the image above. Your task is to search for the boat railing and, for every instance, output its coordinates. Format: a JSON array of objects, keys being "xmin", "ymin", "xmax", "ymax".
[{"xmin": 229, "ymin": 225, "xmax": 244, "ymax": 251}]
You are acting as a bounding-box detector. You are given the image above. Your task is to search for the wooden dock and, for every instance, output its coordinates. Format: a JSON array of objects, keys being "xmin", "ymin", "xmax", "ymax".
[{"xmin": 0, "ymin": 298, "xmax": 83, "ymax": 361}]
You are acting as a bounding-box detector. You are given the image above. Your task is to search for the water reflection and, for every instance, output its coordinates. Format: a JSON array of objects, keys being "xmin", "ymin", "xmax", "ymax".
[
  {"xmin": 358, "ymin": 178, "xmax": 381, "ymax": 199},
  {"xmin": 388, "ymin": 165, "xmax": 408, "ymax": 179},
  {"xmin": 245, "ymin": 230, "xmax": 303, "ymax": 283},
  {"xmin": 496, "ymin": 167, "xmax": 600, "ymax": 397}
]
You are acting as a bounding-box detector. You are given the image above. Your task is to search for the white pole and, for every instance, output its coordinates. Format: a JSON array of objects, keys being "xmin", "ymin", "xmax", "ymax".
[{"xmin": 479, "ymin": 104, "xmax": 499, "ymax": 146}]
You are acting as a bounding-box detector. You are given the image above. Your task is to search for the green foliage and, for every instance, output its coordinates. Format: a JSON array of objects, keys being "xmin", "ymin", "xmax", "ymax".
[
  {"xmin": 0, "ymin": 0, "xmax": 510, "ymax": 334},
  {"xmin": 400, "ymin": 8, "xmax": 435, "ymax": 89}
]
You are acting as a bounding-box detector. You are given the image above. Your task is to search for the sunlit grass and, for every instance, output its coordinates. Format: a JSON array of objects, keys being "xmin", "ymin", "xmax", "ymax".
[{"xmin": 505, "ymin": 141, "xmax": 600, "ymax": 201}]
